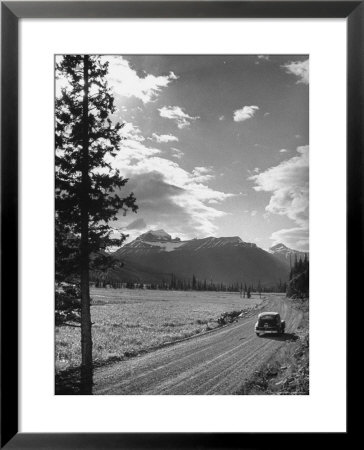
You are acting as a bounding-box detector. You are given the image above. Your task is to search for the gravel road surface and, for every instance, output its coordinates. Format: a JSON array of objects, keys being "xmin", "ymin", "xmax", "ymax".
[{"xmin": 93, "ymin": 294, "xmax": 302, "ymax": 395}]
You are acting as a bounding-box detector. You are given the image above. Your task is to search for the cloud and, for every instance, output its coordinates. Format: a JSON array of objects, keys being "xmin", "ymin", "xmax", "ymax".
[
  {"xmin": 271, "ymin": 227, "xmax": 309, "ymax": 252},
  {"xmin": 251, "ymin": 210, "xmax": 258, "ymax": 217},
  {"xmin": 250, "ymin": 146, "xmax": 308, "ymax": 225},
  {"xmin": 125, "ymin": 218, "xmax": 147, "ymax": 230},
  {"xmin": 249, "ymin": 146, "xmax": 309, "ymax": 250},
  {"xmin": 255, "ymin": 55, "xmax": 270, "ymax": 64},
  {"xmin": 151, "ymin": 133, "xmax": 179, "ymax": 144},
  {"xmin": 110, "ymin": 138, "xmax": 234, "ymax": 239},
  {"xmin": 119, "ymin": 166, "xmax": 233, "ymax": 238},
  {"xmin": 191, "ymin": 166, "xmax": 214, "ymax": 183},
  {"xmin": 122, "ymin": 122, "xmax": 145, "ymax": 141},
  {"xmin": 279, "ymin": 149, "xmax": 289, "ymax": 153},
  {"xmin": 170, "ymin": 147, "xmax": 184, "ymax": 160},
  {"xmin": 105, "ymin": 56, "xmax": 178, "ymax": 103},
  {"xmin": 116, "ymin": 123, "xmax": 161, "ymax": 164},
  {"xmin": 219, "ymin": 115, "xmax": 225, "ymax": 121},
  {"xmin": 158, "ymin": 106, "xmax": 199, "ymax": 129},
  {"xmin": 247, "ymin": 167, "xmax": 260, "ymax": 176},
  {"xmin": 282, "ymin": 58, "xmax": 309, "ymax": 85},
  {"xmin": 233, "ymin": 105, "xmax": 259, "ymax": 122}
]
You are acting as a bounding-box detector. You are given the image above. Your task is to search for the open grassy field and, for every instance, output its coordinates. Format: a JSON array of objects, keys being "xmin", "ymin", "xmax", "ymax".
[{"xmin": 55, "ymin": 288, "xmax": 263, "ymax": 373}]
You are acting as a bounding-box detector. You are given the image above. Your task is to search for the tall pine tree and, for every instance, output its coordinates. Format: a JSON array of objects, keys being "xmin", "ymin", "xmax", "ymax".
[{"xmin": 55, "ymin": 55, "xmax": 138, "ymax": 392}]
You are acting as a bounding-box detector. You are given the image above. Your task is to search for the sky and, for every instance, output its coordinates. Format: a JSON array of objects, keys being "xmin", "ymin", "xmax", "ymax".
[{"xmin": 60, "ymin": 54, "xmax": 309, "ymax": 251}]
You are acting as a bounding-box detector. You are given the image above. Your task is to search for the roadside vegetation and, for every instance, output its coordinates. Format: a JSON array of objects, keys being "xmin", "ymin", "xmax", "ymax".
[
  {"xmin": 56, "ymin": 289, "xmax": 264, "ymax": 374},
  {"xmin": 287, "ymin": 254, "xmax": 309, "ymax": 299},
  {"xmin": 237, "ymin": 298, "xmax": 309, "ymax": 395}
]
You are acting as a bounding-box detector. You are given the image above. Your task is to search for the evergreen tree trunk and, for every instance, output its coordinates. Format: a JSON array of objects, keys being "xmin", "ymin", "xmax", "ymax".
[
  {"xmin": 80, "ymin": 55, "xmax": 93, "ymax": 393},
  {"xmin": 56, "ymin": 55, "xmax": 138, "ymax": 393}
]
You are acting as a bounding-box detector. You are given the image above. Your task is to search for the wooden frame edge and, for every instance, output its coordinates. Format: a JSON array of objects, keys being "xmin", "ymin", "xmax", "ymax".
[
  {"xmin": 3, "ymin": 1, "xmax": 362, "ymax": 19},
  {"xmin": 1, "ymin": 1, "xmax": 359, "ymax": 447},
  {"xmin": 1, "ymin": 2, "xmax": 19, "ymax": 448}
]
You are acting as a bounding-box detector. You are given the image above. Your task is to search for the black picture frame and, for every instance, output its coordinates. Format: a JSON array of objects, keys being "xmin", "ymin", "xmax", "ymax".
[{"xmin": 1, "ymin": 1, "xmax": 358, "ymax": 448}]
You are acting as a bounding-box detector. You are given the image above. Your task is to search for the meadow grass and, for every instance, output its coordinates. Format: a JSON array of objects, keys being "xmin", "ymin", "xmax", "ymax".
[{"xmin": 55, "ymin": 288, "xmax": 262, "ymax": 373}]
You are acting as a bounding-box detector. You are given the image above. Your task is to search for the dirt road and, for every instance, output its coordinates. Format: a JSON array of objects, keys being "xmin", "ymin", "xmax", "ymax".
[{"xmin": 93, "ymin": 294, "xmax": 302, "ymax": 395}]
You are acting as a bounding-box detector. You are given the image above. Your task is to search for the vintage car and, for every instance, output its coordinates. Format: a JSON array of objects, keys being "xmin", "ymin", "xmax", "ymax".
[{"xmin": 254, "ymin": 312, "xmax": 285, "ymax": 336}]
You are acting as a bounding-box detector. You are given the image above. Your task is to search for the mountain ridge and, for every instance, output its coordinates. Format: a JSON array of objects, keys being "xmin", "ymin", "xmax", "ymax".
[
  {"xmin": 269, "ymin": 242, "xmax": 308, "ymax": 265},
  {"xmin": 109, "ymin": 229, "xmax": 291, "ymax": 286},
  {"xmin": 114, "ymin": 229, "xmax": 259, "ymax": 258}
]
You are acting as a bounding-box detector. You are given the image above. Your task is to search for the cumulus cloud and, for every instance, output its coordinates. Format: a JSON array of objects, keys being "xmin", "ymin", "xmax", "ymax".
[
  {"xmin": 158, "ymin": 106, "xmax": 199, "ymax": 129},
  {"xmin": 233, "ymin": 105, "xmax": 259, "ymax": 122},
  {"xmin": 249, "ymin": 146, "xmax": 309, "ymax": 250},
  {"xmin": 111, "ymin": 137, "xmax": 234, "ymax": 238},
  {"xmin": 247, "ymin": 167, "xmax": 260, "ymax": 176},
  {"xmin": 192, "ymin": 166, "xmax": 214, "ymax": 183},
  {"xmin": 105, "ymin": 56, "xmax": 178, "ymax": 103},
  {"xmin": 282, "ymin": 58, "xmax": 309, "ymax": 85},
  {"xmin": 255, "ymin": 55, "xmax": 270, "ymax": 64},
  {"xmin": 151, "ymin": 133, "xmax": 179, "ymax": 144},
  {"xmin": 125, "ymin": 218, "xmax": 147, "ymax": 230},
  {"xmin": 271, "ymin": 227, "xmax": 309, "ymax": 252},
  {"xmin": 122, "ymin": 122, "xmax": 145, "ymax": 141},
  {"xmin": 117, "ymin": 123, "xmax": 161, "ymax": 164},
  {"xmin": 279, "ymin": 149, "xmax": 289, "ymax": 153},
  {"xmin": 120, "ymin": 164, "xmax": 233, "ymax": 237},
  {"xmin": 170, "ymin": 147, "xmax": 184, "ymax": 160}
]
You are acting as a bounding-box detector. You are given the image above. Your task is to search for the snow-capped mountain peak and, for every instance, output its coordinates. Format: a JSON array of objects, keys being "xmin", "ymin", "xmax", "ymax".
[
  {"xmin": 270, "ymin": 243, "xmax": 289, "ymax": 253},
  {"xmin": 181, "ymin": 236, "xmax": 251, "ymax": 251},
  {"xmin": 111, "ymin": 231, "xmax": 288, "ymax": 286},
  {"xmin": 114, "ymin": 231, "xmax": 259, "ymax": 258},
  {"xmin": 269, "ymin": 243, "xmax": 308, "ymax": 264},
  {"xmin": 138, "ymin": 229, "xmax": 173, "ymax": 242}
]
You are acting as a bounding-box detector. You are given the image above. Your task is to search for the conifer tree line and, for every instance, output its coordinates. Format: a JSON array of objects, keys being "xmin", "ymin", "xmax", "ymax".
[
  {"xmin": 55, "ymin": 55, "xmax": 138, "ymax": 392},
  {"xmin": 91, "ymin": 273, "xmax": 288, "ymax": 294},
  {"xmin": 286, "ymin": 254, "xmax": 309, "ymax": 298}
]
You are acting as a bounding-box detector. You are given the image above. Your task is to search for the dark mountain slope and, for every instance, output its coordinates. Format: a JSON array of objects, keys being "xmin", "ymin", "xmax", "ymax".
[
  {"xmin": 112, "ymin": 231, "xmax": 289, "ymax": 286},
  {"xmin": 269, "ymin": 243, "xmax": 308, "ymax": 267}
]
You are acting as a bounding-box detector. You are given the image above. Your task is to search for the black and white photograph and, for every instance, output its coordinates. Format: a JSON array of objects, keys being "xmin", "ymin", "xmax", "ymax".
[{"xmin": 55, "ymin": 54, "xmax": 309, "ymax": 395}]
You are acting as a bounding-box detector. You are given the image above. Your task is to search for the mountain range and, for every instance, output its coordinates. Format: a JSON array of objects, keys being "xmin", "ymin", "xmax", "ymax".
[
  {"xmin": 104, "ymin": 230, "xmax": 307, "ymax": 286},
  {"xmin": 268, "ymin": 243, "xmax": 308, "ymax": 265}
]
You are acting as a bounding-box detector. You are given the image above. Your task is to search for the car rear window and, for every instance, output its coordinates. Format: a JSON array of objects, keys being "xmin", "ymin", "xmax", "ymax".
[{"xmin": 260, "ymin": 315, "xmax": 277, "ymax": 321}]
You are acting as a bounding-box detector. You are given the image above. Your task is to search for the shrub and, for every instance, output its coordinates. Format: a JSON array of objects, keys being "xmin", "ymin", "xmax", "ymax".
[{"xmin": 55, "ymin": 283, "xmax": 81, "ymax": 326}]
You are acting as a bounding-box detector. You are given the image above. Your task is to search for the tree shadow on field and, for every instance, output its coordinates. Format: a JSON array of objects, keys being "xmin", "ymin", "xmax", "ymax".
[{"xmin": 260, "ymin": 332, "xmax": 299, "ymax": 342}]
